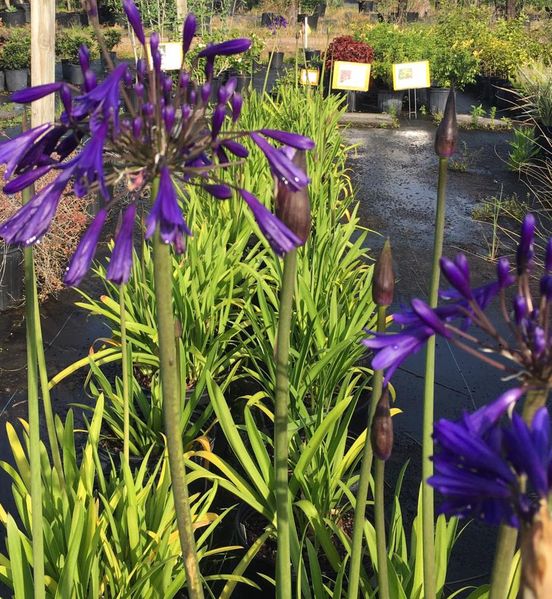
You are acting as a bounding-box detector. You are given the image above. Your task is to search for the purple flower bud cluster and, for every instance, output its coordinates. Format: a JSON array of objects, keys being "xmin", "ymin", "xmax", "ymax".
[
  {"xmin": 428, "ymin": 388, "xmax": 551, "ymax": 528},
  {"xmin": 0, "ymin": 2, "xmax": 314, "ymax": 286},
  {"xmin": 364, "ymin": 214, "xmax": 552, "ymax": 391}
]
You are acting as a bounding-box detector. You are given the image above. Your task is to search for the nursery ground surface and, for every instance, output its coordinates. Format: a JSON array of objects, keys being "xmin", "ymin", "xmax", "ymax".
[{"xmin": 0, "ymin": 102, "xmax": 528, "ymax": 595}]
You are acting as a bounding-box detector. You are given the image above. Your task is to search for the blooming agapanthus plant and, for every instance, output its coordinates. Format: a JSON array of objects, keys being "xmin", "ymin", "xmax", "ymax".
[
  {"xmin": 0, "ymin": 0, "xmax": 314, "ymax": 286},
  {"xmin": 428, "ymin": 389, "xmax": 552, "ymax": 528},
  {"xmin": 364, "ymin": 214, "xmax": 552, "ymax": 398}
]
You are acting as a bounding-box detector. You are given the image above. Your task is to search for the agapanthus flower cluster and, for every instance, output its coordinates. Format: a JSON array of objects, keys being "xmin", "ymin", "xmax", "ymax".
[
  {"xmin": 269, "ymin": 15, "xmax": 288, "ymax": 33},
  {"xmin": 428, "ymin": 388, "xmax": 552, "ymax": 528},
  {"xmin": 363, "ymin": 214, "xmax": 552, "ymax": 398},
  {"xmin": 0, "ymin": 0, "xmax": 314, "ymax": 286}
]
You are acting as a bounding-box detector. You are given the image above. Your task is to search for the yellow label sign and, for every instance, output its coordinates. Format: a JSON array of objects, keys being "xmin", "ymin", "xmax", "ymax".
[
  {"xmin": 331, "ymin": 61, "xmax": 371, "ymax": 92},
  {"xmin": 392, "ymin": 61, "xmax": 430, "ymax": 91}
]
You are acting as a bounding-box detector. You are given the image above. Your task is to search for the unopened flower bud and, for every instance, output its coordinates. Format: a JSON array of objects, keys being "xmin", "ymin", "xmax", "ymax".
[
  {"xmin": 371, "ymin": 388, "xmax": 393, "ymax": 461},
  {"xmin": 521, "ymin": 501, "xmax": 552, "ymax": 599},
  {"xmin": 434, "ymin": 88, "xmax": 458, "ymax": 158},
  {"xmin": 517, "ymin": 213, "xmax": 536, "ymax": 275},
  {"xmin": 373, "ymin": 239, "xmax": 394, "ymax": 306},
  {"xmin": 275, "ymin": 149, "xmax": 310, "ymax": 244}
]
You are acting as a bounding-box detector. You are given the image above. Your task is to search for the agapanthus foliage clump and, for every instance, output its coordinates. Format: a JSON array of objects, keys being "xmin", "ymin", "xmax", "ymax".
[{"xmin": 0, "ymin": 0, "xmax": 314, "ymax": 287}]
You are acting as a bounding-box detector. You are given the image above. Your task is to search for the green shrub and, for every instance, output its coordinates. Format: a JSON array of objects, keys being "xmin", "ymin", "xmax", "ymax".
[
  {"xmin": 55, "ymin": 27, "xmax": 98, "ymax": 62},
  {"xmin": 0, "ymin": 28, "xmax": 30, "ymax": 70}
]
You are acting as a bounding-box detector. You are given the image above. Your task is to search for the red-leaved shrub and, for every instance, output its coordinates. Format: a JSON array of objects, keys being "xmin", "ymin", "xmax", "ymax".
[{"xmin": 325, "ymin": 36, "xmax": 374, "ymax": 70}]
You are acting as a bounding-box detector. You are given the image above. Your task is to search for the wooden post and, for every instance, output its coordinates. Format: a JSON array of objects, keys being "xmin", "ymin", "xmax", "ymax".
[
  {"xmin": 31, "ymin": 0, "xmax": 56, "ymax": 126},
  {"xmin": 176, "ymin": 0, "xmax": 187, "ymax": 23}
]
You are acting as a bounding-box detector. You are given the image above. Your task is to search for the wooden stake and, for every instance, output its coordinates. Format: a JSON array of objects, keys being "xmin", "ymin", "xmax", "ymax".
[{"xmin": 31, "ymin": 0, "xmax": 56, "ymax": 126}]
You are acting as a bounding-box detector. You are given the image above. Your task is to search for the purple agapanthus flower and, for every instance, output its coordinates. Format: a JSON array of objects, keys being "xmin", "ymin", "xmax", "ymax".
[
  {"xmin": 364, "ymin": 215, "xmax": 552, "ymax": 393},
  {"xmin": 0, "ymin": 1, "xmax": 314, "ymax": 286},
  {"xmin": 429, "ymin": 390, "xmax": 551, "ymax": 528}
]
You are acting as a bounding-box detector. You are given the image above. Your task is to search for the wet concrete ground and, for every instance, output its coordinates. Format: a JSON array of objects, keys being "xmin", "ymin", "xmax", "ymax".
[
  {"xmin": 343, "ymin": 116, "xmax": 527, "ymax": 594},
  {"xmin": 0, "ymin": 110, "xmax": 527, "ymax": 595}
]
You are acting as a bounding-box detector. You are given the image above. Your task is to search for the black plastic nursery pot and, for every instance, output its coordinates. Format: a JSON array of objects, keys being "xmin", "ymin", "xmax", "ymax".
[
  {"xmin": 65, "ymin": 62, "xmax": 84, "ymax": 86},
  {"xmin": 0, "ymin": 8, "xmax": 25, "ymax": 26},
  {"xmin": 313, "ymin": 2, "xmax": 326, "ymax": 16},
  {"xmin": 377, "ymin": 89, "xmax": 403, "ymax": 114},
  {"xmin": 406, "ymin": 11, "xmax": 419, "ymax": 21},
  {"xmin": 260, "ymin": 11, "xmax": 275, "ymax": 26},
  {"xmin": 268, "ymin": 51, "xmax": 284, "ymax": 69},
  {"xmin": 5, "ymin": 69, "xmax": 28, "ymax": 92},
  {"xmin": 0, "ymin": 71, "xmax": 4, "ymax": 92},
  {"xmin": 56, "ymin": 10, "xmax": 82, "ymax": 27},
  {"xmin": 358, "ymin": 0, "xmax": 374, "ymax": 12},
  {"xmin": 0, "ymin": 244, "xmax": 23, "ymax": 312},
  {"xmin": 429, "ymin": 86, "xmax": 452, "ymax": 114}
]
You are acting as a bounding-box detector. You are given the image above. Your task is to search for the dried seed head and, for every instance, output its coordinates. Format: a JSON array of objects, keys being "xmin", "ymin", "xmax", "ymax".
[
  {"xmin": 373, "ymin": 239, "xmax": 394, "ymax": 306},
  {"xmin": 371, "ymin": 388, "xmax": 393, "ymax": 461},
  {"xmin": 521, "ymin": 501, "xmax": 552, "ymax": 599},
  {"xmin": 275, "ymin": 150, "xmax": 311, "ymax": 244},
  {"xmin": 434, "ymin": 88, "xmax": 458, "ymax": 159}
]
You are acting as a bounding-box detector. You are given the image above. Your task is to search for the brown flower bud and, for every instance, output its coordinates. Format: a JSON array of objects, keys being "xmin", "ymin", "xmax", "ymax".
[
  {"xmin": 521, "ymin": 501, "xmax": 552, "ymax": 599},
  {"xmin": 174, "ymin": 318, "xmax": 183, "ymax": 338},
  {"xmin": 434, "ymin": 88, "xmax": 458, "ymax": 159},
  {"xmin": 372, "ymin": 239, "xmax": 394, "ymax": 306},
  {"xmin": 370, "ymin": 389, "xmax": 393, "ymax": 461},
  {"xmin": 275, "ymin": 150, "xmax": 311, "ymax": 244}
]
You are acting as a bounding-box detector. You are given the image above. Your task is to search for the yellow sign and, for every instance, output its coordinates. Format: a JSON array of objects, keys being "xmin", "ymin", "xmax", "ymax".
[
  {"xmin": 392, "ymin": 61, "xmax": 430, "ymax": 91},
  {"xmin": 331, "ymin": 61, "xmax": 371, "ymax": 92},
  {"xmin": 300, "ymin": 68, "xmax": 320, "ymax": 86}
]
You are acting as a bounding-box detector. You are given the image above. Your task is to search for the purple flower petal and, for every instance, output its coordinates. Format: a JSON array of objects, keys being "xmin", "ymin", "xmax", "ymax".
[
  {"xmin": 239, "ymin": 188, "xmax": 301, "ymax": 256},
  {"xmin": 231, "ymin": 93, "xmax": 243, "ymax": 122},
  {"xmin": 251, "ymin": 133, "xmax": 309, "ymax": 191},
  {"xmin": 0, "ymin": 123, "xmax": 51, "ymax": 179},
  {"xmin": 198, "ymin": 38, "xmax": 251, "ymax": 58},
  {"xmin": 3, "ymin": 165, "xmax": 53, "ymax": 194},
  {"xmin": 11, "ymin": 82, "xmax": 63, "ymax": 104},
  {"xmin": 122, "ymin": 0, "xmax": 145, "ymax": 45},
  {"xmin": 221, "ymin": 139, "xmax": 248, "ymax": 158},
  {"xmin": 182, "ymin": 14, "xmax": 196, "ymax": 54},
  {"xmin": 411, "ymin": 298, "xmax": 451, "ymax": 338},
  {"xmin": 145, "ymin": 166, "xmax": 192, "ymax": 250},
  {"xmin": 259, "ymin": 129, "xmax": 315, "ymax": 150},
  {"xmin": 64, "ymin": 209, "xmax": 107, "ymax": 286},
  {"xmin": 203, "ymin": 184, "xmax": 232, "ymax": 199},
  {"xmin": 440, "ymin": 256, "xmax": 472, "ymax": 299},
  {"xmin": 107, "ymin": 204, "xmax": 136, "ymax": 284}
]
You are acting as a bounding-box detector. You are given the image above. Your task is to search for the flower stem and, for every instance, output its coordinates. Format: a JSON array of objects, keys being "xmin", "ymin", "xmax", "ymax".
[
  {"xmin": 422, "ymin": 156, "xmax": 449, "ymax": 599},
  {"xmin": 374, "ymin": 457, "xmax": 390, "ymax": 599},
  {"xmin": 23, "ymin": 235, "xmax": 45, "ymax": 599},
  {"xmin": 347, "ymin": 304, "xmax": 387, "ymax": 599},
  {"xmin": 120, "ymin": 284, "xmax": 130, "ymax": 466},
  {"xmin": 151, "ymin": 190, "xmax": 203, "ymax": 598},
  {"xmin": 274, "ymin": 248, "xmax": 297, "ymax": 599},
  {"xmin": 489, "ymin": 524, "xmax": 518, "ymax": 599}
]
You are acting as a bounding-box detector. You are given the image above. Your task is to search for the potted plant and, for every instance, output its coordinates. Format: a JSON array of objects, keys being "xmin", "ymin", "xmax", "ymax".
[
  {"xmin": 325, "ymin": 35, "xmax": 374, "ymax": 112},
  {"xmin": 358, "ymin": 0, "xmax": 375, "ymax": 13},
  {"xmin": 267, "ymin": 15, "xmax": 287, "ymax": 68},
  {"xmin": 428, "ymin": 38, "xmax": 479, "ymax": 113},
  {"xmin": 0, "ymin": 0, "xmax": 25, "ymax": 26},
  {"xmin": 100, "ymin": 26, "xmax": 122, "ymax": 70},
  {"xmin": 56, "ymin": 27, "xmax": 98, "ymax": 84},
  {"xmin": 55, "ymin": 0, "xmax": 83, "ymax": 28},
  {"xmin": 1, "ymin": 28, "xmax": 30, "ymax": 91}
]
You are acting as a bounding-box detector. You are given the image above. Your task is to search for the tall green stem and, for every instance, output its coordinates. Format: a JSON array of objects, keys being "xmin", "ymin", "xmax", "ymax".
[
  {"xmin": 274, "ymin": 249, "xmax": 297, "ymax": 599},
  {"xmin": 374, "ymin": 457, "xmax": 390, "ymax": 599},
  {"xmin": 489, "ymin": 524, "xmax": 518, "ymax": 599},
  {"xmin": 151, "ymin": 186, "xmax": 203, "ymax": 598},
  {"xmin": 24, "ymin": 242, "xmax": 45, "ymax": 599},
  {"xmin": 422, "ymin": 156, "xmax": 449, "ymax": 599},
  {"xmin": 347, "ymin": 305, "xmax": 387, "ymax": 599},
  {"xmin": 120, "ymin": 284, "xmax": 130, "ymax": 466},
  {"xmin": 488, "ymin": 389, "xmax": 549, "ymax": 599}
]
